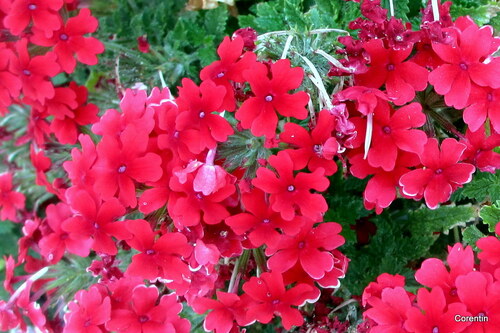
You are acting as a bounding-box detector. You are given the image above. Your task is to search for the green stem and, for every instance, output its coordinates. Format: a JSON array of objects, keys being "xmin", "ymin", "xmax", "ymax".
[
  {"xmin": 424, "ymin": 107, "xmax": 465, "ymax": 140},
  {"xmin": 227, "ymin": 250, "xmax": 250, "ymax": 294},
  {"xmin": 253, "ymin": 247, "xmax": 267, "ymax": 277}
]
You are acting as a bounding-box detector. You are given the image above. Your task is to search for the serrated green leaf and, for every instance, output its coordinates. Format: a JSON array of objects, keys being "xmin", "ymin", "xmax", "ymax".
[
  {"xmin": 409, "ymin": 205, "xmax": 475, "ymax": 233},
  {"xmin": 462, "ymin": 225, "xmax": 485, "ymax": 250},
  {"xmin": 480, "ymin": 201, "xmax": 500, "ymax": 232},
  {"xmin": 381, "ymin": 0, "xmax": 410, "ymax": 20},
  {"xmin": 460, "ymin": 170, "xmax": 500, "ymax": 202}
]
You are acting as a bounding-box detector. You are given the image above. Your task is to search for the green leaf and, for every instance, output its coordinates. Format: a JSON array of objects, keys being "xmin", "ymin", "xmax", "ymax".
[
  {"xmin": 479, "ymin": 201, "xmax": 500, "ymax": 232},
  {"xmin": 457, "ymin": 170, "xmax": 500, "ymax": 202},
  {"xmin": 462, "ymin": 225, "xmax": 486, "ymax": 250},
  {"xmin": 381, "ymin": 0, "xmax": 410, "ymax": 20}
]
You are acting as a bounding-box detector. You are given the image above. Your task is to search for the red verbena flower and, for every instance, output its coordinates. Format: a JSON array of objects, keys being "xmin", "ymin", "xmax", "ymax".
[
  {"xmin": 0, "ymin": 172, "xmax": 25, "ymax": 221},
  {"xmin": 252, "ymin": 151, "xmax": 329, "ymax": 221},
  {"xmin": 4, "ymin": 0, "xmax": 63, "ymax": 36},
  {"xmin": 31, "ymin": 8, "xmax": 104, "ymax": 73},
  {"xmin": 355, "ymin": 39, "xmax": 428, "ymax": 105},
  {"xmin": 236, "ymin": 59, "xmax": 309, "ymax": 138},
  {"xmin": 64, "ymin": 286, "xmax": 111, "ymax": 333},
  {"xmin": 399, "ymin": 138, "xmax": 475, "ymax": 209}
]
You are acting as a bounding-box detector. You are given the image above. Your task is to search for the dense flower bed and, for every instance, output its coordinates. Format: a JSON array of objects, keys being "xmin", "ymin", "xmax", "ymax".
[{"xmin": 0, "ymin": 0, "xmax": 499, "ymax": 332}]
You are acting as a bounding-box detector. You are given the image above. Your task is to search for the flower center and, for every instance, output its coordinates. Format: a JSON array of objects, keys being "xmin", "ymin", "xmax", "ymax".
[
  {"xmin": 28, "ymin": 3, "xmax": 37, "ymax": 10},
  {"xmin": 478, "ymin": 312, "xmax": 486, "ymax": 317},
  {"xmin": 449, "ymin": 288, "xmax": 457, "ymax": 296},
  {"xmin": 59, "ymin": 33, "xmax": 69, "ymax": 41},
  {"xmin": 263, "ymin": 218, "xmax": 270, "ymax": 224},
  {"xmin": 23, "ymin": 69, "xmax": 31, "ymax": 76},
  {"xmin": 287, "ymin": 185, "xmax": 295, "ymax": 192},
  {"xmin": 386, "ymin": 63, "xmax": 395, "ymax": 71},
  {"xmin": 94, "ymin": 223, "xmax": 99, "ymax": 229},
  {"xmin": 145, "ymin": 249, "xmax": 155, "ymax": 255},
  {"xmin": 459, "ymin": 62, "xmax": 468, "ymax": 71},
  {"xmin": 395, "ymin": 35, "xmax": 403, "ymax": 42},
  {"xmin": 432, "ymin": 327, "xmax": 439, "ymax": 333},
  {"xmin": 219, "ymin": 230, "xmax": 228, "ymax": 238},
  {"xmin": 382, "ymin": 126, "xmax": 391, "ymax": 134},
  {"xmin": 199, "ymin": 111, "xmax": 205, "ymax": 118},
  {"xmin": 138, "ymin": 315, "xmax": 149, "ymax": 323},
  {"xmin": 60, "ymin": 233, "xmax": 69, "ymax": 240},
  {"xmin": 487, "ymin": 92, "xmax": 493, "ymax": 102},
  {"xmin": 313, "ymin": 144, "xmax": 322, "ymax": 153},
  {"xmin": 84, "ymin": 320, "xmax": 92, "ymax": 327},
  {"xmin": 298, "ymin": 241, "xmax": 305, "ymax": 249},
  {"xmin": 216, "ymin": 72, "xmax": 225, "ymax": 78},
  {"xmin": 173, "ymin": 131, "xmax": 179, "ymax": 138},
  {"xmin": 195, "ymin": 193, "xmax": 203, "ymax": 200},
  {"xmin": 265, "ymin": 95, "xmax": 273, "ymax": 102},
  {"xmin": 435, "ymin": 168, "xmax": 443, "ymax": 175},
  {"xmin": 272, "ymin": 299, "xmax": 280, "ymax": 305},
  {"xmin": 117, "ymin": 165, "xmax": 126, "ymax": 173}
]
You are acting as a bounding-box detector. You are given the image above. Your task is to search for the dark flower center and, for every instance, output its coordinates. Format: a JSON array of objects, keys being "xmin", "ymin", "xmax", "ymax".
[
  {"xmin": 272, "ymin": 299, "xmax": 280, "ymax": 305},
  {"xmin": 487, "ymin": 93, "xmax": 493, "ymax": 102},
  {"xmin": 478, "ymin": 312, "xmax": 486, "ymax": 317},
  {"xmin": 94, "ymin": 223, "xmax": 99, "ymax": 229},
  {"xmin": 145, "ymin": 249, "xmax": 155, "ymax": 255},
  {"xmin": 59, "ymin": 33, "xmax": 69, "ymax": 41},
  {"xmin": 432, "ymin": 327, "xmax": 439, "ymax": 333},
  {"xmin": 287, "ymin": 185, "xmax": 295, "ymax": 192},
  {"xmin": 265, "ymin": 95, "xmax": 273, "ymax": 102},
  {"xmin": 173, "ymin": 131, "xmax": 180, "ymax": 138},
  {"xmin": 435, "ymin": 168, "xmax": 443, "ymax": 174},
  {"xmin": 138, "ymin": 315, "xmax": 149, "ymax": 323},
  {"xmin": 298, "ymin": 241, "xmax": 305, "ymax": 249},
  {"xmin": 117, "ymin": 165, "xmax": 126, "ymax": 173},
  {"xmin": 28, "ymin": 3, "xmax": 37, "ymax": 10},
  {"xmin": 23, "ymin": 69, "xmax": 31, "ymax": 76},
  {"xmin": 382, "ymin": 126, "xmax": 391, "ymax": 134},
  {"xmin": 449, "ymin": 288, "xmax": 457, "ymax": 296},
  {"xmin": 459, "ymin": 62, "xmax": 468, "ymax": 71},
  {"xmin": 386, "ymin": 63, "xmax": 395, "ymax": 71},
  {"xmin": 83, "ymin": 320, "xmax": 92, "ymax": 327},
  {"xmin": 199, "ymin": 111, "xmax": 205, "ymax": 118},
  {"xmin": 60, "ymin": 233, "xmax": 69, "ymax": 240},
  {"xmin": 313, "ymin": 144, "xmax": 322, "ymax": 153},
  {"xmin": 216, "ymin": 72, "xmax": 225, "ymax": 78},
  {"xmin": 263, "ymin": 218, "xmax": 270, "ymax": 224}
]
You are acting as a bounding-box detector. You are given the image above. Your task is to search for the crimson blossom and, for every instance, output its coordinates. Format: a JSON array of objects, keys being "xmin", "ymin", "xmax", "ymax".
[
  {"xmin": 3, "ymin": 0, "xmax": 63, "ymax": 36},
  {"xmin": 399, "ymin": 138, "xmax": 476, "ymax": 209},
  {"xmin": 0, "ymin": 172, "xmax": 25, "ymax": 221},
  {"xmin": 236, "ymin": 59, "xmax": 309, "ymax": 138},
  {"xmin": 31, "ymin": 8, "xmax": 105, "ymax": 73},
  {"xmin": 252, "ymin": 151, "xmax": 329, "ymax": 221}
]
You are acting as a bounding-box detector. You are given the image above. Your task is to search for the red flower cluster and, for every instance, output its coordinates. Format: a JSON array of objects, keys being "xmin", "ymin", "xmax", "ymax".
[
  {"xmin": 3, "ymin": 30, "xmax": 347, "ymax": 332},
  {"xmin": 329, "ymin": 0, "xmax": 500, "ymax": 212},
  {"xmin": 363, "ymin": 236, "xmax": 500, "ymax": 333}
]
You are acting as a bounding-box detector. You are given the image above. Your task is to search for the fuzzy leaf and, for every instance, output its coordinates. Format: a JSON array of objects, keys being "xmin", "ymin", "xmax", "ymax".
[{"xmin": 480, "ymin": 201, "xmax": 500, "ymax": 232}]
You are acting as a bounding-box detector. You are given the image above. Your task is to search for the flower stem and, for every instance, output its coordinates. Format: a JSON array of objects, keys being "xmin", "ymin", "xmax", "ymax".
[{"xmin": 252, "ymin": 247, "xmax": 267, "ymax": 277}]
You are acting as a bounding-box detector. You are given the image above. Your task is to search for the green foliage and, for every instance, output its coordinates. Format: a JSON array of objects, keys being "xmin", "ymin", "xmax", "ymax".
[
  {"xmin": 381, "ymin": 0, "xmax": 410, "ymax": 20},
  {"xmin": 455, "ymin": 170, "xmax": 500, "ymax": 203},
  {"xmin": 463, "ymin": 225, "xmax": 486, "ymax": 250},
  {"xmin": 479, "ymin": 201, "xmax": 500, "ymax": 232},
  {"xmin": 339, "ymin": 204, "xmax": 475, "ymax": 294},
  {"xmin": 450, "ymin": 0, "xmax": 500, "ymax": 26}
]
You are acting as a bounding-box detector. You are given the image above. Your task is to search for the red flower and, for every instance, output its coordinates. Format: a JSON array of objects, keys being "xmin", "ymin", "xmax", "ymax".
[
  {"xmin": 266, "ymin": 221, "xmax": 345, "ymax": 280},
  {"xmin": 168, "ymin": 171, "xmax": 235, "ymax": 228},
  {"xmin": 4, "ymin": 0, "xmax": 63, "ymax": 36},
  {"xmin": 106, "ymin": 285, "xmax": 188, "ymax": 333},
  {"xmin": 456, "ymin": 271, "xmax": 500, "ymax": 332},
  {"xmin": 0, "ymin": 172, "xmax": 25, "ymax": 221},
  {"xmin": 0, "ymin": 45, "xmax": 21, "ymax": 115},
  {"xmin": 39, "ymin": 202, "xmax": 93, "ymax": 263},
  {"xmin": 463, "ymin": 85, "xmax": 500, "ymax": 134},
  {"xmin": 477, "ymin": 236, "xmax": 500, "ymax": 267},
  {"xmin": 362, "ymin": 273, "xmax": 408, "ymax": 307},
  {"xmin": 429, "ymin": 21, "xmax": 500, "ymax": 109},
  {"xmin": 137, "ymin": 35, "xmax": 150, "ymax": 53},
  {"xmin": 363, "ymin": 287, "xmax": 413, "ymax": 332},
  {"xmin": 200, "ymin": 36, "xmax": 257, "ymax": 111},
  {"xmin": 49, "ymin": 82, "xmax": 99, "ymax": 144},
  {"xmin": 355, "ymin": 39, "xmax": 428, "ymax": 105},
  {"xmin": 242, "ymin": 271, "xmax": 315, "ymax": 330},
  {"xmin": 405, "ymin": 287, "xmax": 471, "ymax": 333},
  {"xmin": 399, "ymin": 138, "xmax": 475, "ymax": 209},
  {"xmin": 350, "ymin": 101, "xmax": 427, "ymax": 171},
  {"xmin": 414, "ymin": 243, "xmax": 474, "ymax": 304},
  {"xmin": 125, "ymin": 219, "xmax": 192, "ymax": 282},
  {"xmin": 93, "ymin": 126, "xmax": 163, "ymax": 207},
  {"xmin": 460, "ymin": 125, "xmax": 500, "ymax": 173},
  {"xmin": 175, "ymin": 79, "xmax": 234, "ymax": 152},
  {"xmin": 63, "ymin": 134, "xmax": 97, "ymax": 189},
  {"xmin": 236, "ymin": 59, "xmax": 309, "ymax": 138},
  {"xmin": 280, "ymin": 110, "xmax": 340, "ymax": 176},
  {"xmin": 349, "ymin": 151, "xmax": 421, "ymax": 213},
  {"xmin": 225, "ymin": 188, "xmax": 304, "ymax": 248},
  {"xmin": 64, "ymin": 286, "xmax": 111, "ymax": 333},
  {"xmin": 193, "ymin": 291, "xmax": 251, "ymax": 333},
  {"xmin": 31, "ymin": 8, "xmax": 104, "ymax": 73},
  {"xmin": 252, "ymin": 151, "xmax": 329, "ymax": 221},
  {"xmin": 12, "ymin": 39, "xmax": 60, "ymax": 103},
  {"xmin": 63, "ymin": 189, "xmax": 130, "ymax": 255}
]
